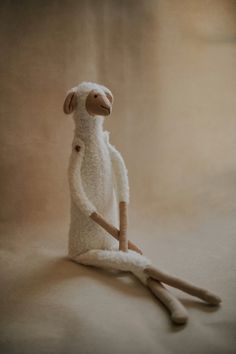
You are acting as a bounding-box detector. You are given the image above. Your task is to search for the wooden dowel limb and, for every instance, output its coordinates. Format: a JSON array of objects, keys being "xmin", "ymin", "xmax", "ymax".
[
  {"xmin": 145, "ymin": 266, "xmax": 221, "ymax": 305},
  {"xmin": 119, "ymin": 201, "xmax": 128, "ymax": 251},
  {"xmin": 147, "ymin": 278, "xmax": 188, "ymax": 325},
  {"xmin": 90, "ymin": 212, "xmax": 118, "ymax": 238},
  {"xmin": 127, "ymin": 240, "xmax": 143, "ymax": 255},
  {"xmin": 90, "ymin": 211, "xmax": 142, "ymax": 255}
]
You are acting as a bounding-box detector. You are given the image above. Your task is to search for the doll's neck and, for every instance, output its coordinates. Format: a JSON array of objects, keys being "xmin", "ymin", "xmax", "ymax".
[{"xmin": 74, "ymin": 113, "xmax": 104, "ymax": 141}]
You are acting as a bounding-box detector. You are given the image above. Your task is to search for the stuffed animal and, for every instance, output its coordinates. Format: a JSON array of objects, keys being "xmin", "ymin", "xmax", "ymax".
[{"xmin": 63, "ymin": 82, "xmax": 221, "ymax": 325}]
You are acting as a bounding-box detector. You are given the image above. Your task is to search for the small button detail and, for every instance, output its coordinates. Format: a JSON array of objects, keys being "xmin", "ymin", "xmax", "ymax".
[{"xmin": 75, "ymin": 145, "xmax": 80, "ymax": 152}]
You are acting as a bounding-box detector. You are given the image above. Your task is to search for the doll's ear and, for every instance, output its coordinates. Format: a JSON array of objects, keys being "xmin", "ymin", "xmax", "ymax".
[{"xmin": 63, "ymin": 90, "xmax": 77, "ymax": 114}]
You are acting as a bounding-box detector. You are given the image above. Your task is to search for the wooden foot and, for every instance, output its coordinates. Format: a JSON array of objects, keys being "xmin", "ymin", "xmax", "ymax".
[
  {"xmin": 147, "ymin": 278, "xmax": 188, "ymax": 325},
  {"xmin": 145, "ymin": 266, "xmax": 221, "ymax": 305}
]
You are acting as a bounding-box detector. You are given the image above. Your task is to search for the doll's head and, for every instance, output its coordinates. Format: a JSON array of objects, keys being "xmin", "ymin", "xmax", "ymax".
[{"xmin": 63, "ymin": 82, "xmax": 113, "ymax": 118}]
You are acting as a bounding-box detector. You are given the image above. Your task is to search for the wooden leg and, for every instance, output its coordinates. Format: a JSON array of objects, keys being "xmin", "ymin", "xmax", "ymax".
[
  {"xmin": 145, "ymin": 266, "xmax": 221, "ymax": 305},
  {"xmin": 147, "ymin": 278, "xmax": 188, "ymax": 325}
]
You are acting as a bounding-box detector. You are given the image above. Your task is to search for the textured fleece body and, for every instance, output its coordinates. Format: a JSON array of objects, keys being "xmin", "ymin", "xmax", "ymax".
[
  {"xmin": 68, "ymin": 131, "xmax": 119, "ymax": 255},
  {"xmin": 73, "ymin": 249, "xmax": 151, "ymax": 285},
  {"xmin": 68, "ymin": 82, "xmax": 151, "ymax": 284}
]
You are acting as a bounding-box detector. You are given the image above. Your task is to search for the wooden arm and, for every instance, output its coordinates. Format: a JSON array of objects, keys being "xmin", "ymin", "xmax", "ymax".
[
  {"xmin": 119, "ymin": 201, "xmax": 128, "ymax": 252},
  {"xmin": 90, "ymin": 212, "xmax": 118, "ymax": 238},
  {"xmin": 90, "ymin": 211, "xmax": 143, "ymax": 255}
]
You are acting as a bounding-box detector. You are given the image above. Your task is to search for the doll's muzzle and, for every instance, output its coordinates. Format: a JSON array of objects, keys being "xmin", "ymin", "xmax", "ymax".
[{"xmin": 86, "ymin": 90, "xmax": 112, "ymax": 116}]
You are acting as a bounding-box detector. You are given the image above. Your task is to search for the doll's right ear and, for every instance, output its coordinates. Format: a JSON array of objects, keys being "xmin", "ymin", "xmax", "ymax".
[{"xmin": 63, "ymin": 90, "xmax": 77, "ymax": 114}]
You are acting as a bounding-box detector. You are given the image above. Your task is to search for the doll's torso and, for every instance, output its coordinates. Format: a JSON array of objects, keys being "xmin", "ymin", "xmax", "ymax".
[
  {"xmin": 68, "ymin": 122, "xmax": 119, "ymax": 258},
  {"xmin": 81, "ymin": 135, "xmax": 114, "ymax": 211}
]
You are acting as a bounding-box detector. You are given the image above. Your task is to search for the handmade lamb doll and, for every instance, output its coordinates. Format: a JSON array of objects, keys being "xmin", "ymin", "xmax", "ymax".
[{"xmin": 63, "ymin": 82, "xmax": 221, "ymax": 325}]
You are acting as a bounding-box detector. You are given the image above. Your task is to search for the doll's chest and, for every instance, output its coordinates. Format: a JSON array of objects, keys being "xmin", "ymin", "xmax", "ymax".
[{"xmin": 80, "ymin": 138, "xmax": 113, "ymax": 202}]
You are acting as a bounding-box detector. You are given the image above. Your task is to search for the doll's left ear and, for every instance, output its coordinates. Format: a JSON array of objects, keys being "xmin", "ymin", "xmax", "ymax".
[{"xmin": 63, "ymin": 90, "xmax": 77, "ymax": 114}]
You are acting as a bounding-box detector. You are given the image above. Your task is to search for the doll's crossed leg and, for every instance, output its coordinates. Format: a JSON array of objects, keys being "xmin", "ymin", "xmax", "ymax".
[
  {"xmin": 144, "ymin": 266, "xmax": 221, "ymax": 305},
  {"xmin": 71, "ymin": 248, "xmax": 151, "ymax": 284},
  {"xmin": 71, "ymin": 249, "xmax": 189, "ymax": 324}
]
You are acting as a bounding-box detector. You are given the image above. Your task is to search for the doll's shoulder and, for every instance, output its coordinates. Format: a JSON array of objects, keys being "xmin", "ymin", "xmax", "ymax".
[
  {"xmin": 103, "ymin": 130, "xmax": 117, "ymax": 150},
  {"xmin": 103, "ymin": 131, "xmax": 124, "ymax": 160},
  {"xmin": 71, "ymin": 136, "xmax": 85, "ymax": 154},
  {"xmin": 69, "ymin": 137, "xmax": 86, "ymax": 169},
  {"xmin": 103, "ymin": 130, "xmax": 116, "ymax": 153},
  {"xmin": 103, "ymin": 130, "xmax": 110, "ymax": 144}
]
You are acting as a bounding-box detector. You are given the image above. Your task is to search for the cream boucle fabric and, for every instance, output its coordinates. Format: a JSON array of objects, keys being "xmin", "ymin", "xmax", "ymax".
[
  {"xmin": 72, "ymin": 250, "xmax": 151, "ymax": 285},
  {"xmin": 67, "ymin": 82, "xmax": 151, "ymax": 284}
]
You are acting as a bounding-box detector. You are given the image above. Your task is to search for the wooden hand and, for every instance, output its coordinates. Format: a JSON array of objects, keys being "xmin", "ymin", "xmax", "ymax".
[{"xmin": 127, "ymin": 241, "xmax": 143, "ymax": 255}]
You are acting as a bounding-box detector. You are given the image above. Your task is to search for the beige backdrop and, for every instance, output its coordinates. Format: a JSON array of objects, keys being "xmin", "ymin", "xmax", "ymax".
[
  {"xmin": 1, "ymin": 1, "xmax": 236, "ymax": 353},
  {"xmin": 1, "ymin": 0, "xmax": 236, "ymax": 223}
]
